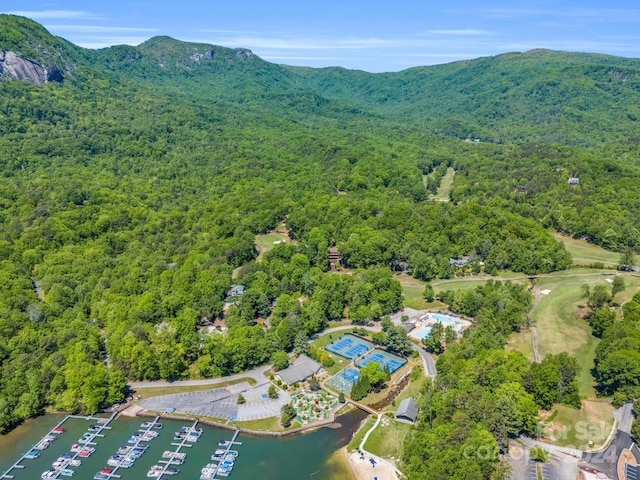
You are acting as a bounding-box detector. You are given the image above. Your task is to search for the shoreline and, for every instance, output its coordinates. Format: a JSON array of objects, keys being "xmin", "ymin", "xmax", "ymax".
[
  {"xmin": 130, "ymin": 401, "xmax": 354, "ymax": 438},
  {"xmin": 342, "ymin": 447, "xmax": 400, "ymax": 480}
]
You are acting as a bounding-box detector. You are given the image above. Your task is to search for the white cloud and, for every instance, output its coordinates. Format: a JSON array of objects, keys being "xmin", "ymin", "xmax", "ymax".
[{"xmin": 7, "ymin": 10, "xmax": 96, "ymax": 20}]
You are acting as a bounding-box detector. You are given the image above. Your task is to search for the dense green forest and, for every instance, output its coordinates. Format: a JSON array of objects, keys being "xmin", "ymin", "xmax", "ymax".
[
  {"xmin": 404, "ymin": 281, "xmax": 580, "ymax": 479},
  {"xmin": 0, "ymin": 16, "xmax": 638, "ymax": 475}
]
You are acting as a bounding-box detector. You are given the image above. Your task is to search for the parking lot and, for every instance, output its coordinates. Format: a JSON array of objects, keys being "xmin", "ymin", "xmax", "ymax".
[{"xmin": 138, "ymin": 381, "xmax": 291, "ymax": 421}]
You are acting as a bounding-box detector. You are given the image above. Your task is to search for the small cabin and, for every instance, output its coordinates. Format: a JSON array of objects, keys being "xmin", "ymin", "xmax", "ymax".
[
  {"xmin": 396, "ymin": 397, "xmax": 419, "ymax": 423},
  {"xmin": 568, "ymin": 177, "xmax": 580, "ymax": 186}
]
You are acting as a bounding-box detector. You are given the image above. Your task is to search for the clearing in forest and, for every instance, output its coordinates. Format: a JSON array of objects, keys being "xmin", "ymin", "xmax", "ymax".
[
  {"xmin": 552, "ymin": 232, "xmax": 620, "ymax": 265},
  {"xmin": 425, "ymin": 167, "xmax": 455, "ymax": 202}
]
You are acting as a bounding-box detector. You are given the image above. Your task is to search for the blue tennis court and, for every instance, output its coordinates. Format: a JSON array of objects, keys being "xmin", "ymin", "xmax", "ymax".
[
  {"xmin": 340, "ymin": 368, "xmax": 359, "ymax": 382},
  {"xmin": 326, "ymin": 366, "xmax": 360, "ymax": 393},
  {"xmin": 325, "ymin": 334, "xmax": 373, "ymax": 359},
  {"xmin": 355, "ymin": 349, "xmax": 407, "ymax": 373}
]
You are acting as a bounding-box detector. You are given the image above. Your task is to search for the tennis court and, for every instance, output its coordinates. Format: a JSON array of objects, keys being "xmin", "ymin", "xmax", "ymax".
[
  {"xmin": 355, "ymin": 350, "xmax": 407, "ymax": 373},
  {"xmin": 325, "ymin": 334, "xmax": 373, "ymax": 359},
  {"xmin": 326, "ymin": 367, "xmax": 360, "ymax": 393}
]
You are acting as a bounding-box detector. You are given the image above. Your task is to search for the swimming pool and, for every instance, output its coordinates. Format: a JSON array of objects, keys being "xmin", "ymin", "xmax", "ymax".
[{"xmin": 411, "ymin": 326, "xmax": 432, "ymax": 340}]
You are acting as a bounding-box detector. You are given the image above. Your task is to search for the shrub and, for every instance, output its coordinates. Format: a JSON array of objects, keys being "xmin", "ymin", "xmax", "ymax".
[
  {"xmin": 612, "ymin": 391, "xmax": 627, "ymax": 408},
  {"xmin": 237, "ymin": 394, "xmax": 245, "ymax": 405},
  {"xmin": 268, "ymin": 385, "xmax": 279, "ymax": 399}
]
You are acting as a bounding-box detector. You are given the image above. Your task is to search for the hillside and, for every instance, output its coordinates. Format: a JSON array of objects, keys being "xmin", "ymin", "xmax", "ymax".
[{"xmin": 0, "ymin": 14, "xmax": 639, "ymax": 463}]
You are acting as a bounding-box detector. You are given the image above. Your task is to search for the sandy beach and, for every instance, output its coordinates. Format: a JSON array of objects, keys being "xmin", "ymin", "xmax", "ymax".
[{"xmin": 343, "ymin": 448, "xmax": 400, "ymax": 480}]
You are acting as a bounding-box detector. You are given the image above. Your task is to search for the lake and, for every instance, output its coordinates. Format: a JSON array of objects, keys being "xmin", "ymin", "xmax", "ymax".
[{"xmin": 0, "ymin": 410, "xmax": 367, "ymax": 479}]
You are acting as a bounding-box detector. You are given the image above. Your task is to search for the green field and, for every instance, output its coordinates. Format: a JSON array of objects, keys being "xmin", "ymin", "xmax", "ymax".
[
  {"xmin": 364, "ymin": 418, "xmax": 412, "ymax": 460},
  {"xmin": 543, "ymin": 400, "xmax": 614, "ymax": 450},
  {"xmin": 348, "ymin": 416, "xmax": 375, "ymax": 450},
  {"xmin": 255, "ymin": 233, "xmax": 290, "ymax": 260},
  {"xmin": 428, "ymin": 167, "xmax": 456, "ymax": 202},
  {"xmin": 553, "ymin": 233, "xmax": 620, "ymax": 264},
  {"xmin": 397, "ymin": 272, "xmax": 526, "ymax": 309},
  {"xmin": 508, "ymin": 269, "xmax": 640, "ymax": 396}
]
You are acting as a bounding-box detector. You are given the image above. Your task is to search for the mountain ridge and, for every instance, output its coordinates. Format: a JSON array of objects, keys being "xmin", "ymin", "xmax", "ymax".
[{"xmin": 1, "ymin": 13, "xmax": 640, "ymax": 145}]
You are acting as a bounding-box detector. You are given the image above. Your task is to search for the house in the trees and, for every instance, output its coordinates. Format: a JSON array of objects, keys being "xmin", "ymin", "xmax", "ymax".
[
  {"xmin": 568, "ymin": 177, "xmax": 580, "ymax": 186},
  {"xmin": 275, "ymin": 354, "xmax": 324, "ymax": 386},
  {"xmin": 328, "ymin": 246, "xmax": 341, "ymax": 269},
  {"xmin": 449, "ymin": 257, "xmax": 470, "ymax": 268},
  {"xmin": 225, "ymin": 284, "xmax": 245, "ymax": 299},
  {"xmin": 396, "ymin": 397, "xmax": 419, "ymax": 423}
]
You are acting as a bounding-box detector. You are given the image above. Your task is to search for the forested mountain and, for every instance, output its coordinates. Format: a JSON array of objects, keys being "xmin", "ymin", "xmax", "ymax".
[{"xmin": 0, "ymin": 14, "xmax": 637, "ymax": 464}]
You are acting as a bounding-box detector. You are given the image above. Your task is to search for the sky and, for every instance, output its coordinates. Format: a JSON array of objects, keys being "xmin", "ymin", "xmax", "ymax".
[{"xmin": 2, "ymin": 1, "xmax": 640, "ymax": 72}]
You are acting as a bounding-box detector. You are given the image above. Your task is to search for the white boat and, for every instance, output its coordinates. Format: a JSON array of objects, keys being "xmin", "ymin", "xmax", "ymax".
[
  {"xmin": 162, "ymin": 451, "xmax": 186, "ymax": 460},
  {"xmin": 69, "ymin": 459, "xmax": 81, "ymax": 467},
  {"xmin": 147, "ymin": 465, "xmax": 163, "ymax": 478},
  {"xmin": 60, "ymin": 469, "xmax": 75, "ymax": 477},
  {"xmin": 25, "ymin": 451, "xmax": 40, "ymax": 459},
  {"xmin": 200, "ymin": 464, "xmax": 218, "ymax": 480}
]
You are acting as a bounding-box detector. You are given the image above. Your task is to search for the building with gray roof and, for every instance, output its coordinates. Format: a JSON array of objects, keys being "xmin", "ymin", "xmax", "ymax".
[
  {"xmin": 275, "ymin": 354, "xmax": 324, "ymax": 386},
  {"xmin": 396, "ymin": 397, "xmax": 419, "ymax": 423}
]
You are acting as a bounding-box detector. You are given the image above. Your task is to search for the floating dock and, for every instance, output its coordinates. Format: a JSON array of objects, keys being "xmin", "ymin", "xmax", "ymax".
[
  {"xmin": 100, "ymin": 415, "xmax": 161, "ymax": 479},
  {"xmin": 154, "ymin": 419, "xmax": 199, "ymax": 477},
  {"xmin": 209, "ymin": 429, "xmax": 242, "ymax": 478},
  {"xmin": 1, "ymin": 412, "xmax": 118, "ymax": 480}
]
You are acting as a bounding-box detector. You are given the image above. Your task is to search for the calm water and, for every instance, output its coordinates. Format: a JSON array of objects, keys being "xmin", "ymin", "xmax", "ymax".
[{"xmin": 0, "ymin": 411, "xmax": 367, "ymax": 479}]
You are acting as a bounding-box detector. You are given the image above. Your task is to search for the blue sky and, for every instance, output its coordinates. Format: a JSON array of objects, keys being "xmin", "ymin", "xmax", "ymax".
[{"xmin": 2, "ymin": 1, "xmax": 640, "ymax": 72}]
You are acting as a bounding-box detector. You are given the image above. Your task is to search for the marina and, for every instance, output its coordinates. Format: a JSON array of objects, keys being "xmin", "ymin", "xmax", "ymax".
[
  {"xmin": 1, "ymin": 409, "xmax": 367, "ymax": 480},
  {"xmin": 202, "ymin": 429, "xmax": 242, "ymax": 478},
  {"xmin": 1, "ymin": 413, "xmax": 117, "ymax": 480}
]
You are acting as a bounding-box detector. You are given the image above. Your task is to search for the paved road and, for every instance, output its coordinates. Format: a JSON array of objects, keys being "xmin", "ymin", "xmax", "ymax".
[
  {"xmin": 614, "ymin": 402, "xmax": 634, "ymax": 434},
  {"xmin": 128, "ymin": 365, "xmax": 270, "ymax": 389},
  {"xmin": 412, "ymin": 344, "xmax": 437, "ymax": 377},
  {"xmin": 581, "ymin": 430, "xmax": 633, "ymax": 480}
]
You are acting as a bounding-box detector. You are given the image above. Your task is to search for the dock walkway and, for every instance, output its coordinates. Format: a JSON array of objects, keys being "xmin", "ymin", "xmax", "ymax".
[
  {"xmin": 211, "ymin": 429, "xmax": 242, "ymax": 479},
  {"xmin": 1, "ymin": 412, "xmax": 118, "ymax": 480},
  {"xmin": 156, "ymin": 419, "xmax": 199, "ymax": 477},
  {"xmin": 103, "ymin": 415, "xmax": 160, "ymax": 479}
]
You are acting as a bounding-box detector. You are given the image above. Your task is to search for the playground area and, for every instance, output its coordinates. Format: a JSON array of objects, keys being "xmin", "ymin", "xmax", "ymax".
[
  {"xmin": 409, "ymin": 312, "xmax": 470, "ymax": 340},
  {"xmin": 325, "ymin": 334, "xmax": 374, "ymax": 360},
  {"xmin": 292, "ymin": 389, "xmax": 339, "ymax": 424},
  {"xmin": 355, "ymin": 350, "xmax": 406, "ymax": 373}
]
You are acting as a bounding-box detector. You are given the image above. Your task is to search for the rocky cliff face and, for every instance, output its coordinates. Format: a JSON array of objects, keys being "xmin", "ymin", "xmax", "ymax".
[{"xmin": 0, "ymin": 50, "xmax": 64, "ymax": 84}]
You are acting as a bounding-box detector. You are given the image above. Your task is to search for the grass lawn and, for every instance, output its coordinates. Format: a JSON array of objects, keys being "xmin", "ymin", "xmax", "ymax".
[
  {"xmin": 383, "ymin": 371, "xmax": 427, "ymax": 413},
  {"xmin": 542, "ymin": 400, "xmax": 614, "ymax": 450},
  {"xmin": 427, "ymin": 167, "xmax": 456, "ymax": 202},
  {"xmin": 233, "ymin": 415, "xmax": 299, "ymax": 432},
  {"xmin": 364, "ymin": 418, "xmax": 412, "ymax": 460},
  {"xmin": 348, "ymin": 416, "xmax": 375, "ymax": 450},
  {"xmin": 255, "ymin": 233, "xmax": 290, "ymax": 260},
  {"xmin": 310, "ymin": 332, "xmax": 351, "ymax": 375},
  {"xmin": 535, "ymin": 271, "xmax": 640, "ymax": 396},
  {"xmin": 553, "ymin": 232, "xmax": 620, "ymax": 264},
  {"xmin": 131, "ymin": 377, "xmax": 256, "ymax": 399},
  {"xmin": 395, "ymin": 272, "xmax": 526, "ymax": 308},
  {"xmin": 505, "ymin": 329, "xmax": 535, "ymax": 362}
]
